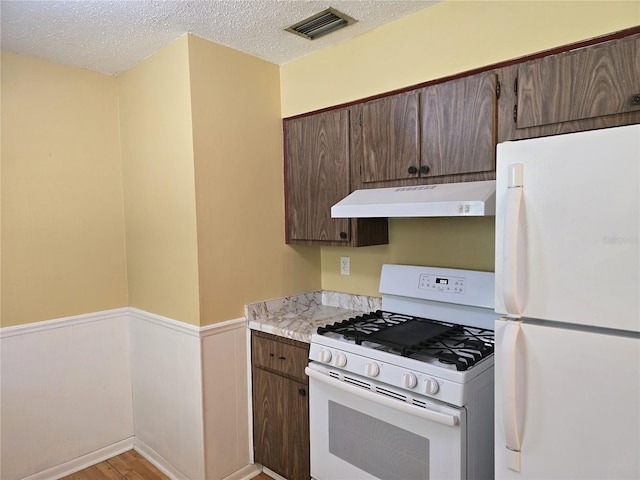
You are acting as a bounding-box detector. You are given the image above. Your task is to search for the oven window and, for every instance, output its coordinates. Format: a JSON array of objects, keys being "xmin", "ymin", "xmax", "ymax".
[{"xmin": 328, "ymin": 401, "xmax": 430, "ymax": 480}]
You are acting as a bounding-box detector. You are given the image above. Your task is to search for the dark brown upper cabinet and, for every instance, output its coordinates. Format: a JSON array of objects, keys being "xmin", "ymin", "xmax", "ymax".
[
  {"xmin": 353, "ymin": 74, "xmax": 498, "ymax": 188},
  {"xmin": 283, "ymin": 29, "xmax": 639, "ymax": 246},
  {"xmin": 285, "ymin": 109, "xmax": 351, "ymax": 243},
  {"xmin": 359, "ymin": 91, "xmax": 420, "ymax": 184},
  {"xmin": 420, "ymin": 73, "xmax": 498, "ymax": 178},
  {"xmin": 499, "ymin": 33, "xmax": 640, "ymax": 141},
  {"xmin": 284, "ymin": 109, "xmax": 388, "ymax": 246}
]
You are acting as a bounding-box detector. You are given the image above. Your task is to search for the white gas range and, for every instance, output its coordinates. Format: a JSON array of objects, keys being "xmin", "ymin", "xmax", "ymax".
[{"xmin": 305, "ymin": 264, "xmax": 496, "ymax": 480}]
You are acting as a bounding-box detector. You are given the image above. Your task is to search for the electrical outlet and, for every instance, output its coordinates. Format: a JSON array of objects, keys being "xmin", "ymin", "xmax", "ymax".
[{"xmin": 340, "ymin": 256, "xmax": 350, "ymax": 276}]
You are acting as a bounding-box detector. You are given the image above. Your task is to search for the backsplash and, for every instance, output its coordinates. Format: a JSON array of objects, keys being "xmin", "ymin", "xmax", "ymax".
[
  {"xmin": 245, "ymin": 291, "xmax": 321, "ymax": 322},
  {"xmin": 321, "ymin": 291, "xmax": 381, "ymax": 311},
  {"xmin": 245, "ymin": 291, "xmax": 380, "ymax": 322}
]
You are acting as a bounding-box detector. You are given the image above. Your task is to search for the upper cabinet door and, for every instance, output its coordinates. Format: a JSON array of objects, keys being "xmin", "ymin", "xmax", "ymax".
[
  {"xmin": 420, "ymin": 73, "xmax": 498, "ymax": 177},
  {"xmin": 360, "ymin": 91, "xmax": 420, "ymax": 183},
  {"xmin": 517, "ymin": 35, "xmax": 640, "ymax": 128},
  {"xmin": 285, "ymin": 109, "xmax": 350, "ymax": 243}
]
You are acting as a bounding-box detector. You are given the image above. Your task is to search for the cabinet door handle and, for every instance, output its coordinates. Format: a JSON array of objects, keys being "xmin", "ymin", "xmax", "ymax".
[
  {"xmin": 278, "ymin": 356, "xmax": 286, "ymax": 360},
  {"xmin": 407, "ymin": 166, "xmax": 418, "ymax": 175},
  {"xmin": 298, "ymin": 388, "xmax": 306, "ymax": 397},
  {"xmin": 420, "ymin": 165, "xmax": 430, "ymax": 175},
  {"xmin": 632, "ymin": 94, "xmax": 640, "ymax": 105},
  {"xmin": 339, "ymin": 231, "xmax": 347, "ymax": 239}
]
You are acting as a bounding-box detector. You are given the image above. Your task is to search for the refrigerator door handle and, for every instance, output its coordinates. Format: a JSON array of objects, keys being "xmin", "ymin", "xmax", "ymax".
[
  {"xmin": 502, "ymin": 319, "xmax": 522, "ymax": 472},
  {"xmin": 503, "ymin": 163, "xmax": 523, "ymax": 318}
]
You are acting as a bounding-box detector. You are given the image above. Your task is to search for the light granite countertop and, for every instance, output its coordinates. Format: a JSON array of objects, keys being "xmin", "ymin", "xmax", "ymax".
[{"xmin": 245, "ymin": 291, "xmax": 381, "ymax": 343}]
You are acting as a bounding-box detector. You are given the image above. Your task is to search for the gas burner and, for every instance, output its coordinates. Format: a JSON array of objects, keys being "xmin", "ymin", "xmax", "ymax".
[{"xmin": 317, "ymin": 310, "xmax": 494, "ymax": 371}]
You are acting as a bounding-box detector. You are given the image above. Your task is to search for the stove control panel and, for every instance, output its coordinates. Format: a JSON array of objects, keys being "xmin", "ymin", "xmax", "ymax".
[
  {"xmin": 308, "ymin": 341, "xmax": 492, "ymax": 406},
  {"xmin": 418, "ymin": 274, "xmax": 465, "ymax": 294}
]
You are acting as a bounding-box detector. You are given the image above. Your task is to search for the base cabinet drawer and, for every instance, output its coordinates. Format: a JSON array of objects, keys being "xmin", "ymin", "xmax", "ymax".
[{"xmin": 252, "ymin": 332, "xmax": 309, "ymax": 382}]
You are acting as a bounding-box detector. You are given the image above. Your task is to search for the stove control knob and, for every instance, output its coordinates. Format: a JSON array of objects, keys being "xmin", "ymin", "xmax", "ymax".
[
  {"xmin": 402, "ymin": 372, "xmax": 418, "ymax": 389},
  {"xmin": 425, "ymin": 378, "xmax": 439, "ymax": 394},
  {"xmin": 334, "ymin": 353, "xmax": 347, "ymax": 368},
  {"xmin": 365, "ymin": 362, "xmax": 380, "ymax": 377},
  {"xmin": 319, "ymin": 349, "xmax": 332, "ymax": 364}
]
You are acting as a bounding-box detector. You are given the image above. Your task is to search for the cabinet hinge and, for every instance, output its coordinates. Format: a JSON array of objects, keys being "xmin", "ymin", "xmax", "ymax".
[
  {"xmin": 359, "ymin": 113, "xmax": 362, "ymax": 127},
  {"xmin": 513, "ymin": 77, "xmax": 518, "ymax": 96},
  {"xmin": 496, "ymin": 80, "xmax": 501, "ymax": 99},
  {"xmin": 513, "ymin": 104, "xmax": 518, "ymax": 123}
]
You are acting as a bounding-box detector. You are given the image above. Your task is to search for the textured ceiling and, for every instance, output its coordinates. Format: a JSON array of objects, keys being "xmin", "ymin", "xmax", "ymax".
[{"xmin": 0, "ymin": 0, "xmax": 440, "ymax": 76}]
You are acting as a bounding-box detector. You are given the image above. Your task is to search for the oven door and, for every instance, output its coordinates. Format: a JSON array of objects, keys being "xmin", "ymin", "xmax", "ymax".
[{"xmin": 306, "ymin": 363, "xmax": 466, "ymax": 480}]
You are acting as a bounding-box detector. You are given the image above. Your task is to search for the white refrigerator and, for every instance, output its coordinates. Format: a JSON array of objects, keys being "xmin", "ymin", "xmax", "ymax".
[{"xmin": 494, "ymin": 124, "xmax": 640, "ymax": 479}]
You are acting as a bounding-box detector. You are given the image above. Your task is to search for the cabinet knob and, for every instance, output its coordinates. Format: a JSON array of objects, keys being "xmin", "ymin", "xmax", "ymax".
[
  {"xmin": 420, "ymin": 165, "xmax": 430, "ymax": 175},
  {"xmin": 339, "ymin": 231, "xmax": 347, "ymax": 239},
  {"xmin": 407, "ymin": 166, "xmax": 418, "ymax": 175},
  {"xmin": 298, "ymin": 388, "xmax": 306, "ymax": 397},
  {"xmin": 632, "ymin": 94, "xmax": 640, "ymax": 105}
]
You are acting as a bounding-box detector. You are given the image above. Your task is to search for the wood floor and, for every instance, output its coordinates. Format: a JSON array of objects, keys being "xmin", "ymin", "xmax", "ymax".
[
  {"xmin": 60, "ymin": 449, "xmax": 273, "ymax": 480},
  {"xmin": 59, "ymin": 450, "xmax": 168, "ymax": 480}
]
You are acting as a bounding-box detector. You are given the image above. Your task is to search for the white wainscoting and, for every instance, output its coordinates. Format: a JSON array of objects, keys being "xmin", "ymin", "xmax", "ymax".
[
  {"xmin": 1, "ymin": 308, "xmax": 255, "ymax": 480},
  {"xmin": 128, "ymin": 308, "xmax": 206, "ymax": 480},
  {"xmin": 201, "ymin": 320, "xmax": 252, "ymax": 480},
  {"xmin": 0, "ymin": 309, "xmax": 134, "ymax": 480}
]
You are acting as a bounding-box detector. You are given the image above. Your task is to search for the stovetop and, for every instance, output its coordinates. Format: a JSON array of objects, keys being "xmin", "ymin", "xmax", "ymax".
[
  {"xmin": 307, "ymin": 265, "xmax": 495, "ymax": 405},
  {"xmin": 317, "ymin": 310, "xmax": 494, "ymax": 372}
]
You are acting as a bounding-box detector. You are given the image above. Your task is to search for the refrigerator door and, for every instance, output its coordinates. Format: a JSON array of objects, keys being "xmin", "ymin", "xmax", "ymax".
[
  {"xmin": 495, "ymin": 125, "xmax": 640, "ymax": 332},
  {"xmin": 495, "ymin": 318, "xmax": 640, "ymax": 479}
]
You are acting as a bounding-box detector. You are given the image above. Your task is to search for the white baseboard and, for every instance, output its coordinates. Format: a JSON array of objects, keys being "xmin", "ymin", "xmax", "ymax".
[
  {"xmin": 21, "ymin": 437, "xmax": 134, "ymax": 480},
  {"xmin": 16, "ymin": 436, "xmax": 256, "ymax": 480},
  {"xmin": 134, "ymin": 437, "xmax": 190, "ymax": 480},
  {"xmin": 222, "ymin": 463, "xmax": 262, "ymax": 480},
  {"xmin": 260, "ymin": 466, "xmax": 287, "ymax": 480}
]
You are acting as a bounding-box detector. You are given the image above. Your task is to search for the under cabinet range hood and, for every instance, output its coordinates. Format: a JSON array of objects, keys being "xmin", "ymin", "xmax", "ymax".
[{"xmin": 331, "ymin": 180, "xmax": 496, "ymax": 218}]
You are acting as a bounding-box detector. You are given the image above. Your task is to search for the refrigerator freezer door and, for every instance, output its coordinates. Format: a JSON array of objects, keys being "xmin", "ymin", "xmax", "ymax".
[
  {"xmin": 495, "ymin": 318, "xmax": 640, "ymax": 479},
  {"xmin": 495, "ymin": 125, "xmax": 640, "ymax": 332}
]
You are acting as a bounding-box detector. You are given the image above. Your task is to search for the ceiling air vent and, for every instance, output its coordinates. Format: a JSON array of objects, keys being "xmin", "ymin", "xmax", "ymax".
[{"xmin": 285, "ymin": 7, "xmax": 356, "ymax": 40}]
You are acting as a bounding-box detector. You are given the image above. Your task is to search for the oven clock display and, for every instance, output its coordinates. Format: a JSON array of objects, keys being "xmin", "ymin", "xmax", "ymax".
[{"xmin": 419, "ymin": 274, "xmax": 465, "ymax": 294}]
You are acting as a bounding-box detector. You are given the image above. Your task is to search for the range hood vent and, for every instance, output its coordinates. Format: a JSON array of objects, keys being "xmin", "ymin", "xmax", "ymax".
[
  {"xmin": 285, "ymin": 7, "xmax": 356, "ymax": 40},
  {"xmin": 331, "ymin": 180, "xmax": 496, "ymax": 218}
]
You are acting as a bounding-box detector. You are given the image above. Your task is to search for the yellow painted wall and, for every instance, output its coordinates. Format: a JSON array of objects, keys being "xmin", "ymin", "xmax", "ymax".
[
  {"xmin": 118, "ymin": 36, "xmax": 201, "ymax": 325},
  {"xmin": 187, "ymin": 35, "xmax": 320, "ymax": 326},
  {"xmin": 1, "ymin": 52, "xmax": 128, "ymax": 326},
  {"xmin": 280, "ymin": 0, "xmax": 640, "ymax": 297},
  {"xmin": 2, "ymin": 1, "xmax": 636, "ymax": 325}
]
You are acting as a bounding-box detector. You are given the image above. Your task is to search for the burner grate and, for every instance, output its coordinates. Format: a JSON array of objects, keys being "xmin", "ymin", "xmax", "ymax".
[{"xmin": 317, "ymin": 310, "xmax": 494, "ymax": 371}]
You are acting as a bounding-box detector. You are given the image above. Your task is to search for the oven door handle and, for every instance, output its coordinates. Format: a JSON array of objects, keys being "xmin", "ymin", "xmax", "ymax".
[{"xmin": 305, "ymin": 367, "xmax": 460, "ymax": 427}]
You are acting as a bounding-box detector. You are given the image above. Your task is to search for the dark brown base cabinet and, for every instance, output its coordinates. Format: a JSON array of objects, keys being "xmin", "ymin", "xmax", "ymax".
[{"xmin": 252, "ymin": 331, "xmax": 310, "ymax": 480}]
